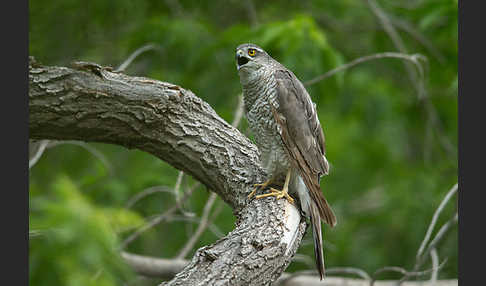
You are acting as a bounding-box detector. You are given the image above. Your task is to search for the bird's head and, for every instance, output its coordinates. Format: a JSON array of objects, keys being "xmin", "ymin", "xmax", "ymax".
[
  {"xmin": 236, "ymin": 43, "xmax": 274, "ymax": 85},
  {"xmin": 235, "ymin": 43, "xmax": 270, "ymax": 72}
]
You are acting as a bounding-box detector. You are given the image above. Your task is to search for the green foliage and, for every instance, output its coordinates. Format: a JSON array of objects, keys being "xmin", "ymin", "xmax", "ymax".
[
  {"xmin": 30, "ymin": 0, "xmax": 457, "ymax": 283},
  {"xmin": 29, "ymin": 175, "xmax": 138, "ymax": 286}
]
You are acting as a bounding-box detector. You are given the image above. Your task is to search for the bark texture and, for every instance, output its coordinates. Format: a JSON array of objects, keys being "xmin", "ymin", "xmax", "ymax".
[
  {"xmin": 122, "ymin": 252, "xmax": 459, "ymax": 286},
  {"xmin": 29, "ymin": 57, "xmax": 307, "ymax": 285}
]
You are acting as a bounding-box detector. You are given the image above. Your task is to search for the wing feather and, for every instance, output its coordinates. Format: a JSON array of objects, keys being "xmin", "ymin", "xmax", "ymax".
[{"xmin": 271, "ymin": 69, "xmax": 336, "ymax": 227}]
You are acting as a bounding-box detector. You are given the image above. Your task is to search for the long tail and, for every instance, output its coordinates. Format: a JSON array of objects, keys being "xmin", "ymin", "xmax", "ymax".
[
  {"xmin": 295, "ymin": 174, "xmax": 330, "ymax": 280},
  {"xmin": 300, "ymin": 172, "xmax": 337, "ymax": 227},
  {"xmin": 309, "ymin": 201, "xmax": 325, "ymax": 280}
]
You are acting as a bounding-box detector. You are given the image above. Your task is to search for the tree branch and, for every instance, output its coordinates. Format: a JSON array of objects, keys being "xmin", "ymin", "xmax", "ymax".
[
  {"xmin": 304, "ymin": 52, "xmax": 427, "ymax": 86},
  {"xmin": 29, "ymin": 57, "xmax": 306, "ymax": 285},
  {"xmin": 121, "ymin": 252, "xmax": 457, "ymax": 286}
]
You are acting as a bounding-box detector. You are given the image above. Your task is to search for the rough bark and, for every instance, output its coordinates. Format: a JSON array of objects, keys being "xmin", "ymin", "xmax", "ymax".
[
  {"xmin": 277, "ymin": 277, "xmax": 458, "ymax": 286},
  {"xmin": 121, "ymin": 252, "xmax": 458, "ymax": 286},
  {"xmin": 29, "ymin": 57, "xmax": 307, "ymax": 285}
]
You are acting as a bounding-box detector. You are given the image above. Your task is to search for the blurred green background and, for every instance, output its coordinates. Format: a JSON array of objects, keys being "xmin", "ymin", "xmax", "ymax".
[{"xmin": 29, "ymin": 0, "xmax": 457, "ymax": 285}]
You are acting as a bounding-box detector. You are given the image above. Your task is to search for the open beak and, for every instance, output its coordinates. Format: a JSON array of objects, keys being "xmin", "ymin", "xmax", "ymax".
[{"xmin": 236, "ymin": 50, "xmax": 250, "ymax": 70}]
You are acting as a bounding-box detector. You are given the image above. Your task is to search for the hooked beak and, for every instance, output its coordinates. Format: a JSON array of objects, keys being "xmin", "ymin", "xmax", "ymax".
[{"xmin": 236, "ymin": 49, "xmax": 249, "ymax": 70}]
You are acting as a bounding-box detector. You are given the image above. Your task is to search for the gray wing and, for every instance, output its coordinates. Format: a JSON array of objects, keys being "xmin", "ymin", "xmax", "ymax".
[{"xmin": 271, "ymin": 69, "xmax": 336, "ymax": 226}]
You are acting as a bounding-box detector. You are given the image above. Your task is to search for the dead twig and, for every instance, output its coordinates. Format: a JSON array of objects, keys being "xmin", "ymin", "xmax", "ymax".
[
  {"xmin": 413, "ymin": 213, "xmax": 457, "ymax": 273},
  {"xmin": 430, "ymin": 248, "xmax": 439, "ymax": 282},
  {"xmin": 364, "ymin": 0, "xmax": 423, "ymax": 97},
  {"xmin": 371, "ymin": 259, "xmax": 447, "ymax": 286},
  {"xmin": 231, "ymin": 94, "xmax": 245, "ymax": 128},
  {"xmin": 29, "ymin": 140, "xmax": 50, "ymax": 169},
  {"xmin": 304, "ymin": 52, "xmax": 427, "ymax": 86},
  {"xmin": 364, "ymin": 0, "xmax": 456, "ymax": 159},
  {"xmin": 164, "ymin": 214, "xmax": 225, "ymax": 238},
  {"xmin": 389, "ymin": 16, "xmax": 446, "ymax": 65},
  {"xmin": 176, "ymin": 192, "xmax": 218, "ymax": 259},
  {"xmin": 172, "ymin": 171, "xmax": 195, "ymax": 217},
  {"xmin": 327, "ymin": 267, "xmax": 372, "ymax": 280},
  {"xmin": 46, "ymin": 140, "xmax": 114, "ymax": 175},
  {"xmin": 277, "ymin": 267, "xmax": 371, "ymax": 285},
  {"xmin": 416, "ymin": 183, "xmax": 458, "ymax": 260},
  {"xmin": 115, "ymin": 43, "xmax": 158, "ymax": 72},
  {"xmin": 125, "ymin": 186, "xmax": 176, "ymax": 209},
  {"xmin": 120, "ymin": 183, "xmax": 198, "ymax": 249}
]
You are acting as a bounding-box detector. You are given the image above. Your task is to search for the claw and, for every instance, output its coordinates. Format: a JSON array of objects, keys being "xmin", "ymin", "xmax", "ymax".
[
  {"xmin": 248, "ymin": 179, "xmax": 272, "ymax": 199},
  {"xmin": 247, "ymin": 188, "xmax": 257, "ymax": 199},
  {"xmin": 255, "ymin": 187, "xmax": 294, "ymax": 205},
  {"xmin": 253, "ymin": 170, "xmax": 295, "ymax": 205}
]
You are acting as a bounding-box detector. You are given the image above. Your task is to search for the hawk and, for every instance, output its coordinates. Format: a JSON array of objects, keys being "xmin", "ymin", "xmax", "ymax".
[{"xmin": 235, "ymin": 43, "xmax": 336, "ymax": 279}]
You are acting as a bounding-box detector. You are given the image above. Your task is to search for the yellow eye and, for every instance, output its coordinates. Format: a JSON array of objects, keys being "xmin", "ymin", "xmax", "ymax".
[{"xmin": 248, "ymin": 49, "xmax": 256, "ymax": 57}]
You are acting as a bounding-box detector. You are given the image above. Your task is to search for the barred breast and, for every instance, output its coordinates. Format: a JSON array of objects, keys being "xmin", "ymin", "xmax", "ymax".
[{"xmin": 241, "ymin": 68, "xmax": 291, "ymax": 184}]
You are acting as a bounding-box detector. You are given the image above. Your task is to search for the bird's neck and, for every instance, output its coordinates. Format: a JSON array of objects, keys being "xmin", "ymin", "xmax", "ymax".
[{"xmin": 239, "ymin": 67, "xmax": 275, "ymax": 111}]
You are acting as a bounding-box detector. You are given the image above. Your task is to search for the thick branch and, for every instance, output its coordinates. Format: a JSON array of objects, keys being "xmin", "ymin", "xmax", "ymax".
[
  {"xmin": 29, "ymin": 57, "xmax": 261, "ymax": 210},
  {"xmin": 29, "ymin": 57, "xmax": 306, "ymax": 285},
  {"xmin": 121, "ymin": 252, "xmax": 458, "ymax": 286},
  {"xmin": 121, "ymin": 252, "xmax": 188, "ymax": 279}
]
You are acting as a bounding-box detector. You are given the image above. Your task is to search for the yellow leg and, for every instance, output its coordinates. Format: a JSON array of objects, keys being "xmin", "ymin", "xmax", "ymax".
[
  {"xmin": 255, "ymin": 169, "xmax": 294, "ymax": 204},
  {"xmin": 247, "ymin": 179, "xmax": 272, "ymax": 199}
]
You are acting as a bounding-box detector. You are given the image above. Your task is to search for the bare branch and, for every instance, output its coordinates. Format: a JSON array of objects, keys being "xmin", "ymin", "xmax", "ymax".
[
  {"xmin": 172, "ymin": 171, "xmax": 195, "ymax": 217},
  {"xmin": 115, "ymin": 43, "xmax": 159, "ymax": 72},
  {"xmin": 162, "ymin": 214, "xmax": 225, "ymax": 238},
  {"xmin": 304, "ymin": 52, "xmax": 427, "ymax": 86},
  {"xmin": 416, "ymin": 183, "xmax": 458, "ymax": 260},
  {"xmin": 364, "ymin": 0, "xmax": 423, "ymax": 97},
  {"xmin": 176, "ymin": 192, "xmax": 218, "ymax": 259},
  {"xmin": 207, "ymin": 221, "xmax": 225, "ymax": 238},
  {"xmin": 174, "ymin": 171, "xmax": 184, "ymax": 203},
  {"xmin": 389, "ymin": 16, "xmax": 446, "ymax": 65},
  {"xmin": 29, "ymin": 229, "xmax": 45, "ymax": 238},
  {"xmin": 231, "ymin": 94, "xmax": 245, "ymax": 128},
  {"xmin": 125, "ymin": 186, "xmax": 176, "ymax": 209},
  {"xmin": 363, "ymin": 0, "xmax": 456, "ymax": 158},
  {"xmin": 47, "ymin": 140, "xmax": 114, "ymax": 175},
  {"xmin": 120, "ymin": 252, "xmax": 457, "ymax": 285},
  {"xmin": 413, "ymin": 213, "xmax": 457, "ymax": 274},
  {"xmin": 327, "ymin": 267, "xmax": 372, "ymax": 281},
  {"xmin": 121, "ymin": 252, "xmax": 188, "ymax": 279},
  {"xmin": 29, "ymin": 139, "xmax": 50, "ymax": 169},
  {"xmin": 121, "ymin": 182, "xmax": 197, "ymax": 249},
  {"xmin": 429, "ymin": 248, "xmax": 439, "ymax": 283},
  {"xmin": 371, "ymin": 259, "xmax": 447, "ymax": 286},
  {"xmin": 277, "ymin": 267, "xmax": 371, "ymax": 286},
  {"xmin": 427, "ymin": 214, "xmax": 458, "ymax": 257}
]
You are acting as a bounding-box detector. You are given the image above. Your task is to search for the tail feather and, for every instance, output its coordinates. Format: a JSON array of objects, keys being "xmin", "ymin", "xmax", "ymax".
[
  {"xmin": 301, "ymin": 173, "xmax": 337, "ymax": 227},
  {"xmin": 309, "ymin": 202, "xmax": 325, "ymax": 280},
  {"xmin": 294, "ymin": 173, "xmax": 334, "ymax": 280}
]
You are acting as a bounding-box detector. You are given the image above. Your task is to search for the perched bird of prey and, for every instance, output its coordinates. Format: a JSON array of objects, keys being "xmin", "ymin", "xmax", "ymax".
[{"xmin": 235, "ymin": 43, "xmax": 336, "ymax": 279}]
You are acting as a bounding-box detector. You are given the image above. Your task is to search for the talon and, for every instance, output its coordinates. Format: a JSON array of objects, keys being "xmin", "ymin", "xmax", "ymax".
[
  {"xmin": 253, "ymin": 170, "xmax": 295, "ymax": 205},
  {"xmin": 247, "ymin": 188, "xmax": 257, "ymax": 199},
  {"xmin": 255, "ymin": 190, "xmax": 279, "ymax": 200},
  {"xmin": 248, "ymin": 179, "xmax": 272, "ymax": 199},
  {"xmin": 271, "ymin": 187, "xmax": 295, "ymax": 204},
  {"xmin": 255, "ymin": 188, "xmax": 295, "ymax": 205}
]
